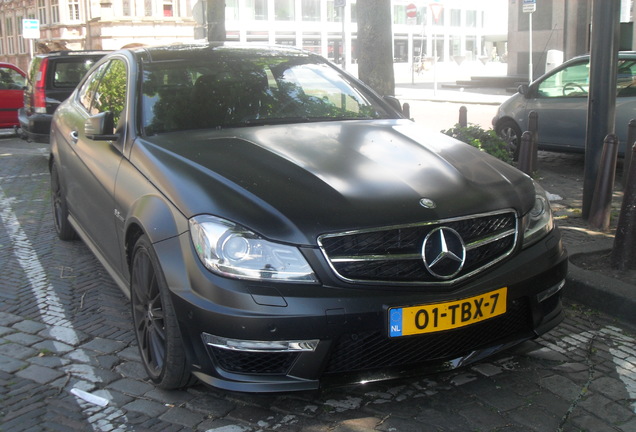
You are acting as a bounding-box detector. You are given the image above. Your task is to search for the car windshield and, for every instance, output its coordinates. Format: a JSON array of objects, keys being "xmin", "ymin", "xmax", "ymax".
[{"xmin": 141, "ymin": 53, "xmax": 392, "ymax": 134}]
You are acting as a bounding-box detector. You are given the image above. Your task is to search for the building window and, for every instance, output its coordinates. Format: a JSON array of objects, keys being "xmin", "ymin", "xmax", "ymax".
[
  {"xmin": 226, "ymin": 0, "xmax": 239, "ymax": 20},
  {"xmin": 38, "ymin": 0, "xmax": 48, "ymax": 24},
  {"xmin": 450, "ymin": 9, "xmax": 460, "ymax": 26},
  {"xmin": 163, "ymin": 0, "xmax": 173, "ymax": 16},
  {"xmin": 17, "ymin": 15, "xmax": 25, "ymax": 54},
  {"xmin": 6, "ymin": 18, "xmax": 14, "ymax": 55},
  {"xmin": 466, "ymin": 10, "xmax": 477, "ymax": 27},
  {"xmin": 275, "ymin": 0, "xmax": 294, "ymax": 21},
  {"xmin": 68, "ymin": 0, "xmax": 80, "ymax": 20},
  {"xmin": 145, "ymin": 0, "xmax": 153, "ymax": 16},
  {"xmin": 327, "ymin": 1, "xmax": 340, "ymax": 22},
  {"xmin": 302, "ymin": 0, "xmax": 320, "ymax": 21},
  {"xmin": 393, "ymin": 5, "xmax": 406, "ymax": 25},
  {"xmin": 246, "ymin": 0, "xmax": 267, "ymax": 20},
  {"xmin": 51, "ymin": 0, "xmax": 60, "ymax": 22},
  {"xmin": 123, "ymin": 0, "xmax": 131, "ymax": 16}
]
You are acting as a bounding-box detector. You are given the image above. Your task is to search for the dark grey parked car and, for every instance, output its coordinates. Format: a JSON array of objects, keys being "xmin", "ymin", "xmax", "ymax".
[
  {"xmin": 493, "ymin": 52, "xmax": 636, "ymax": 158},
  {"xmin": 50, "ymin": 43, "xmax": 568, "ymax": 392}
]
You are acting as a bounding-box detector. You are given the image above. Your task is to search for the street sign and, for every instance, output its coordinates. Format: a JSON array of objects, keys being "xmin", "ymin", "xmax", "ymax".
[
  {"xmin": 406, "ymin": 3, "xmax": 417, "ymax": 19},
  {"xmin": 430, "ymin": 2, "xmax": 443, "ymax": 23},
  {"xmin": 523, "ymin": 0, "xmax": 536, "ymax": 13},
  {"xmin": 22, "ymin": 19, "xmax": 40, "ymax": 39}
]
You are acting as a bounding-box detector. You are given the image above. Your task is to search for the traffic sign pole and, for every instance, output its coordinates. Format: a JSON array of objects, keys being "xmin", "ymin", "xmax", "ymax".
[{"xmin": 523, "ymin": 0, "xmax": 536, "ymax": 83}]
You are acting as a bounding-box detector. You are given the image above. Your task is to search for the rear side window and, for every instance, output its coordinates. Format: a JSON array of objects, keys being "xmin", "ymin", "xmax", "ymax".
[
  {"xmin": 52, "ymin": 59, "xmax": 99, "ymax": 88},
  {"xmin": 0, "ymin": 66, "xmax": 26, "ymax": 89}
]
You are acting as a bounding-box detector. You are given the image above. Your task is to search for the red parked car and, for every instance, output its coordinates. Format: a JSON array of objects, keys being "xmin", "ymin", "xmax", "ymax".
[{"xmin": 0, "ymin": 62, "xmax": 26, "ymax": 129}]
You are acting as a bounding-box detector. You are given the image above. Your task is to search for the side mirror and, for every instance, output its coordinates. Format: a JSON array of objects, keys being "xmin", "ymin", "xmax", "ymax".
[
  {"xmin": 84, "ymin": 112, "xmax": 119, "ymax": 141},
  {"xmin": 517, "ymin": 84, "xmax": 529, "ymax": 97},
  {"xmin": 383, "ymin": 95, "xmax": 410, "ymax": 118}
]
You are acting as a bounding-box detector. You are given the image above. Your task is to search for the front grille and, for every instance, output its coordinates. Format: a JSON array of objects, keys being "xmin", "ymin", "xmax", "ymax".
[
  {"xmin": 325, "ymin": 298, "xmax": 532, "ymax": 374},
  {"xmin": 209, "ymin": 347, "xmax": 298, "ymax": 375},
  {"xmin": 318, "ymin": 210, "xmax": 517, "ymax": 285}
]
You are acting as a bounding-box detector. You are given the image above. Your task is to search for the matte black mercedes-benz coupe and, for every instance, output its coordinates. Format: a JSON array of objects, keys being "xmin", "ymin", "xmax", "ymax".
[{"xmin": 50, "ymin": 43, "xmax": 567, "ymax": 392}]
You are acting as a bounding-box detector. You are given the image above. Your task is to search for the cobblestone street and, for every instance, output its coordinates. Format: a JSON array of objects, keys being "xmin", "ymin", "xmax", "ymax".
[{"xmin": 1, "ymin": 136, "xmax": 635, "ymax": 432}]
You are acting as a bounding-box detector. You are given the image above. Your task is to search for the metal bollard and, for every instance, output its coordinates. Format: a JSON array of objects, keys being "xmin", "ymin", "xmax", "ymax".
[
  {"xmin": 527, "ymin": 111, "xmax": 539, "ymax": 172},
  {"xmin": 459, "ymin": 106, "xmax": 467, "ymax": 128},
  {"xmin": 622, "ymin": 119, "xmax": 636, "ymax": 187},
  {"xmin": 611, "ymin": 142, "xmax": 636, "ymax": 270},
  {"xmin": 589, "ymin": 134, "xmax": 620, "ymax": 231},
  {"xmin": 517, "ymin": 131, "xmax": 533, "ymax": 175},
  {"xmin": 402, "ymin": 102, "xmax": 411, "ymax": 120}
]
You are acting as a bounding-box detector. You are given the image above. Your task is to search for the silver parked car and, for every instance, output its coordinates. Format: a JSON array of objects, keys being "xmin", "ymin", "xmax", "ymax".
[{"xmin": 493, "ymin": 52, "xmax": 636, "ymax": 158}]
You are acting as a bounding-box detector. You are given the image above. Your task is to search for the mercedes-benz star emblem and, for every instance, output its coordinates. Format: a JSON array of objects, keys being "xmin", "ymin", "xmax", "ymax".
[{"xmin": 422, "ymin": 227, "xmax": 466, "ymax": 280}]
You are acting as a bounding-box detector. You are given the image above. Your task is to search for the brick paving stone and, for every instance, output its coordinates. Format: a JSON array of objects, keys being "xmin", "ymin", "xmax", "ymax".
[
  {"xmin": 12, "ymin": 318, "xmax": 47, "ymax": 334},
  {"xmin": 160, "ymin": 406, "xmax": 207, "ymax": 428},
  {"xmin": 0, "ymin": 311, "xmax": 22, "ymax": 326},
  {"xmin": 579, "ymin": 393, "xmax": 634, "ymax": 423},
  {"xmin": 185, "ymin": 394, "xmax": 236, "ymax": 417},
  {"xmin": 108, "ymin": 377, "xmax": 155, "ymax": 396},
  {"xmin": 16, "ymin": 363, "xmax": 65, "ymax": 384},
  {"xmin": 457, "ymin": 401, "xmax": 511, "ymax": 431},
  {"xmin": 38, "ymin": 324, "xmax": 90, "ymax": 346},
  {"xmin": 81, "ymin": 336, "xmax": 128, "ymax": 354},
  {"xmin": 196, "ymin": 419, "xmax": 253, "ymax": 431},
  {"xmin": 0, "ymin": 353, "xmax": 27, "ymax": 373},
  {"xmin": 0, "ymin": 341, "xmax": 37, "ymax": 359},
  {"xmin": 114, "ymin": 360, "xmax": 148, "ymax": 380},
  {"xmin": 146, "ymin": 387, "xmax": 195, "ymax": 406},
  {"xmin": 0, "ymin": 325, "xmax": 14, "ymax": 337},
  {"xmin": 4, "ymin": 331, "xmax": 43, "ymax": 346},
  {"xmin": 32, "ymin": 339, "xmax": 74, "ymax": 355},
  {"xmin": 62, "ymin": 363, "xmax": 122, "ymax": 385},
  {"xmin": 506, "ymin": 405, "xmax": 561, "ymax": 432},
  {"xmin": 122, "ymin": 398, "xmax": 170, "ymax": 418}
]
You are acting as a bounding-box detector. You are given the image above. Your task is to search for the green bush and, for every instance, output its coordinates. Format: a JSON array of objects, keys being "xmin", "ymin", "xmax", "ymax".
[{"xmin": 441, "ymin": 123, "xmax": 512, "ymax": 164}]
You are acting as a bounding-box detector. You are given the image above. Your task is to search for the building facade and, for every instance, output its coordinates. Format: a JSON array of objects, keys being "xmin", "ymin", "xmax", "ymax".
[
  {"xmin": 1, "ymin": 0, "xmax": 507, "ymax": 74},
  {"xmin": 507, "ymin": 0, "xmax": 635, "ymax": 79}
]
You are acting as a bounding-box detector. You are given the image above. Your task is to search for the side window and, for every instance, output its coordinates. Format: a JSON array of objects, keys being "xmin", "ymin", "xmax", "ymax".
[
  {"xmin": 617, "ymin": 60, "xmax": 636, "ymax": 97},
  {"xmin": 90, "ymin": 59, "xmax": 127, "ymax": 130},
  {"xmin": 537, "ymin": 62, "xmax": 589, "ymax": 98},
  {"xmin": 0, "ymin": 66, "xmax": 25, "ymax": 89},
  {"xmin": 78, "ymin": 62, "xmax": 108, "ymax": 111}
]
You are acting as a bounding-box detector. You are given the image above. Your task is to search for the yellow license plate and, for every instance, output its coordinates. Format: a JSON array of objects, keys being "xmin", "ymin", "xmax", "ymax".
[{"xmin": 389, "ymin": 287, "xmax": 507, "ymax": 337}]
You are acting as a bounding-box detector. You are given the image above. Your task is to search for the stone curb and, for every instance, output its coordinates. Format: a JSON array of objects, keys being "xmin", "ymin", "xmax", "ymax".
[{"xmin": 564, "ymin": 239, "xmax": 636, "ymax": 328}]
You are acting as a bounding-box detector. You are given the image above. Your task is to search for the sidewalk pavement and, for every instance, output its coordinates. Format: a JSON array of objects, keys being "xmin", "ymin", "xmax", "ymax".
[{"xmin": 395, "ymin": 83, "xmax": 636, "ymax": 329}]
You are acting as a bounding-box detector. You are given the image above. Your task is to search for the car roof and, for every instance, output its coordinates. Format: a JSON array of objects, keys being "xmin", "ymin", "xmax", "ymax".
[
  {"xmin": 127, "ymin": 42, "xmax": 315, "ymax": 63},
  {"xmin": 566, "ymin": 51, "xmax": 636, "ymax": 63},
  {"xmin": 34, "ymin": 50, "xmax": 111, "ymax": 59}
]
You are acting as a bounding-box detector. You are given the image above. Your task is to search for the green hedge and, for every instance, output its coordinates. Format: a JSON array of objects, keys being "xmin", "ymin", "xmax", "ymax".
[{"xmin": 442, "ymin": 124, "xmax": 512, "ymax": 164}]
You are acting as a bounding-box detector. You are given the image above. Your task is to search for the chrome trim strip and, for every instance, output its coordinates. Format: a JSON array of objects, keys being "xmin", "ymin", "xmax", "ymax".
[
  {"xmin": 202, "ymin": 333, "xmax": 319, "ymax": 353},
  {"xmin": 318, "ymin": 209, "xmax": 519, "ymax": 286}
]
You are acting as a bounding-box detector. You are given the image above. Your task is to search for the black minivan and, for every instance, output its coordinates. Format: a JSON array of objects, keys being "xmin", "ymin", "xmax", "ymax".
[{"xmin": 17, "ymin": 50, "xmax": 108, "ymax": 143}]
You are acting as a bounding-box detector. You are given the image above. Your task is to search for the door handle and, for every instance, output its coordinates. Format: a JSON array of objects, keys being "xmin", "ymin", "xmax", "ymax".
[{"xmin": 70, "ymin": 130, "xmax": 79, "ymax": 143}]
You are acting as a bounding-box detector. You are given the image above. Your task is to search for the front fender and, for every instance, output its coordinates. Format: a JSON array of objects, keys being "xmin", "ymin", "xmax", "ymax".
[{"xmin": 125, "ymin": 194, "xmax": 188, "ymax": 245}]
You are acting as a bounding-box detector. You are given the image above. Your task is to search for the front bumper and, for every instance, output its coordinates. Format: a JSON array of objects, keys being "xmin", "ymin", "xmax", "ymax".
[{"xmin": 155, "ymin": 226, "xmax": 567, "ymax": 392}]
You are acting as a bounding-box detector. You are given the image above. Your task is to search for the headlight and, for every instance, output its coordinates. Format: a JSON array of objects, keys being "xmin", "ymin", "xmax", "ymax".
[
  {"xmin": 189, "ymin": 215, "xmax": 317, "ymax": 283},
  {"xmin": 522, "ymin": 181, "xmax": 554, "ymax": 248}
]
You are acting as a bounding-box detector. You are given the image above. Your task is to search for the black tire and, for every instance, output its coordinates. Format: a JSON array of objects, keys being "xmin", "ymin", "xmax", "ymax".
[
  {"xmin": 496, "ymin": 119, "xmax": 522, "ymax": 161},
  {"xmin": 130, "ymin": 235, "xmax": 193, "ymax": 389},
  {"xmin": 50, "ymin": 163, "xmax": 78, "ymax": 241}
]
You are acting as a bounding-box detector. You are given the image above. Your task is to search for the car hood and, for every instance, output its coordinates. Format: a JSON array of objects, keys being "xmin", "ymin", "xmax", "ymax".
[{"xmin": 131, "ymin": 119, "xmax": 534, "ymax": 245}]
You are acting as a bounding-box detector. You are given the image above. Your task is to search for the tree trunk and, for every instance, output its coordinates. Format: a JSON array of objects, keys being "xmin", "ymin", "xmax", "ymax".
[
  {"xmin": 207, "ymin": 0, "xmax": 226, "ymax": 42},
  {"xmin": 356, "ymin": 0, "xmax": 395, "ymax": 96}
]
